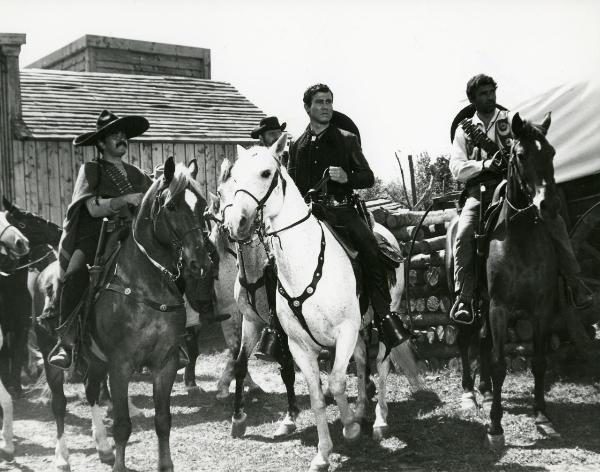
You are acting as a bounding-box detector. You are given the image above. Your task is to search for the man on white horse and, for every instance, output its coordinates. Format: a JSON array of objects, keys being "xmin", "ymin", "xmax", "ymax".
[
  {"xmin": 287, "ymin": 83, "xmax": 411, "ymax": 350},
  {"xmin": 450, "ymin": 73, "xmax": 593, "ymax": 323}
]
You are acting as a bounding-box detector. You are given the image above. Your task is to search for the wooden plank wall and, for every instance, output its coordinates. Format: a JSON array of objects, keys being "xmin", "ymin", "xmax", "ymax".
[{"xmin": 11, "ymin": 139, "xmax": 235, "ymax": 225}]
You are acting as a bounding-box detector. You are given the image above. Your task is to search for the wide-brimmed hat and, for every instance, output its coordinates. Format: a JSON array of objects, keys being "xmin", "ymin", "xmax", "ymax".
[
  {"xmin": 250, "ymin": 116, "xmax": 286, "ymax": 139},
  {"xmin": 331, "ymin": 110, "xmax": 361, "ymax": 145},
  {"xmin": 73, "ymin": 109, "xmax": 149, "ymax": 147}
]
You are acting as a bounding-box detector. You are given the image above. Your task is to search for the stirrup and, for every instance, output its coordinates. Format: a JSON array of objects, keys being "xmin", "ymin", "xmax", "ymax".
[
  {"xmin": 566, "ymin": 284, "xmax": 593, "ymax": 310},
  {"xmin": 48, "ymin": 345, "xmax": 74, "ymax": 371},
  {"xmin": 450, "ymin": 298, "xmax": 475, "ymax": 325}
]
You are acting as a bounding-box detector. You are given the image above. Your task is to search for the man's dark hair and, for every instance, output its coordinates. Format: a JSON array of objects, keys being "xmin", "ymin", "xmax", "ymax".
[
  {"xmin": 466, "ymin": 74, "xmax": 497, "ymax": 101},
  {"xmin": 303, "ymin": 83, "xmax": 333, "ymax": 106}
]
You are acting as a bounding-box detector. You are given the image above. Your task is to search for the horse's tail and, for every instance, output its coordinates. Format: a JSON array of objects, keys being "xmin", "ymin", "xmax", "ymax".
[{"xmin": 389, "ymin": 342, "xmax": 424, "ymax": 392}]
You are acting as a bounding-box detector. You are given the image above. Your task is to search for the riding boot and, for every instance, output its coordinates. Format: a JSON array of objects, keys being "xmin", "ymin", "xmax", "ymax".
[
  {"xmin": 450, "ymin": 275, "xmax": 475, "ymax": 324},
  {"xmin": 48, "ymin": 268, "xmax": 88, "ymax": 370},
  {"xmin": 374, "ymin": 311, "xmax": 412, "ymax": 350},
  {"xmin": 189, "ymin": 275, "xmax": 231, "ymax": 324}
]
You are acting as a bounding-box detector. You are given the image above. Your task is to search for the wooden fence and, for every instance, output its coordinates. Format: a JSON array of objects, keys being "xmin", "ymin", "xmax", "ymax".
[{"xmin": 10, "ymin": 138, "xmax": 237, "ymax": 225}]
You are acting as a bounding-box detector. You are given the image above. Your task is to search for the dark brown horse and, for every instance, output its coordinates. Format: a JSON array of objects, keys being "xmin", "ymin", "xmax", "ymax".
[
  {"xmin": 0, "ymin": 201, "xmax": 48, "ymax": 398},
  {"xmin": 30, "ymin": 157, "xmax": 212, "ymax": 471},
  {"xmin": 447, "ymin": 113, "xmax": 561, "ymax": 449}
]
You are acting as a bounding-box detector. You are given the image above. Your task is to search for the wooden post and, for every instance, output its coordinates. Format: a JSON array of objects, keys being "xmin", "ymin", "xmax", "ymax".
[
  {"xmin": 408, "ymin": 154, "xmax": 417, "ymax": 206},
  {"xmin": 0, "ymin": 34, "xmax": 27, "ymax": 206}
]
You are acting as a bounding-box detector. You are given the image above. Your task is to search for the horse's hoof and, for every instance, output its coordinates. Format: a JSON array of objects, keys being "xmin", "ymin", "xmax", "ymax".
[
  {"xmin": 274, "ymin": 421, "xmax": 297, "ymax": 438},
  {"xmin": 536, "ymin": 421, "xmax": 561, "ymax": 439},
  {"xmin": 372, "ymin": 425, "xmax": 389, "ymax": 441},
  {"xmin": 0, "ymin": 448, "xmax": 15, "ymax": 462},
  {"xmin": 231, "ymin": 412, "xmax": 248, "ymax": 438},
  {"xmin": 55, "ymin": 464, "xmax": 71, "ymax": 472},
  {"xmin": 308, "ymin": 457, "xmax": 330, "ymax": 472},
  {"xmin": 98, "ymin": 449, "xmax": 115, "ymax": 465},
  {"xmin": 342, "ymin": 422, "xmax": 361, "ymax": 442},
  {"xmin": 215, "ymin": 389, "xmax": 229, "ymax": 400},
  {"xmin": 485, "ymin": 432, "xmax": 505, "ymax": 451},
  {"xmin": 460, "ymin": 392, "xmax": 478, "ymax": 411}
]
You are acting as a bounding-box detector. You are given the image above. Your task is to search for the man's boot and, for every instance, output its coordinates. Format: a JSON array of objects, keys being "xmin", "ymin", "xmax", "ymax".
[
  {"xmin": 376, "ymin": 311, "xmax": 412, "ymax": 350},
  {"xmin": 254, "ymin": 325, "xmax": 282, "ymax": 361}
]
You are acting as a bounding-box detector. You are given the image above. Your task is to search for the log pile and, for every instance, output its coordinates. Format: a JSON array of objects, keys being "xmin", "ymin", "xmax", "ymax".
[{"xmin": 369, "ymin": 199, "xmax": 569, "ymax": 372}]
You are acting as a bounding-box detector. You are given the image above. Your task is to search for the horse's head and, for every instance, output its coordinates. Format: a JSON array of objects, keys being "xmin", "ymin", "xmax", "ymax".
[
  {"xmin": 225, "ymin": 134, "xmax": 288, "ymax": 241},
  {"xmin": 2, "ymin": 196, "xmax": 62, "ymax": 248},
  {"xmin": 146, "ymin": 157, "xmax": 212, "ymax": 281},
  {"xmin": 510, "ymin": 112, "xmax": 559, "ymax": 219},
  {"xmin": 0, "ymin": 209, "xmax": 30, "ymax": 263}
]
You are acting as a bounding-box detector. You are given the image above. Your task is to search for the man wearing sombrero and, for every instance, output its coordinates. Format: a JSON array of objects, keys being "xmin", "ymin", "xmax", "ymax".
[{"xmin": 49, "ymin": 110, "xmax": 153, "ymax": 369}]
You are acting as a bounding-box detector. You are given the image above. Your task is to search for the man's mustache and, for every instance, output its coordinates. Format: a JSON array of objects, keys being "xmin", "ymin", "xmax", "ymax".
[{"xmin": 117, "ymin": 140, "xmax": 127, "ymax": 147}]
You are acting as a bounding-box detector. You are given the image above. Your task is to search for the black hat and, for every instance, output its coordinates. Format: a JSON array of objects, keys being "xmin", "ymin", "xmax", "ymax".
[
  {"xmin": 250, "ymin": 116, "xmax": 286, "ymax": 139},
  {"xmin": 73, "ymin": 109, "xmax": 149, "ymax": 147}
]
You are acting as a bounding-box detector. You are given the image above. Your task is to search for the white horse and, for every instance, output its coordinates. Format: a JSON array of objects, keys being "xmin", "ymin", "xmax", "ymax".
[
  {"xmin": 0, "ymin": 210, "xmax": 30, "ymax": 462},
  {"xmin": 225, "ymin": 135, "xmax": 419, "ymax": 471},
  {"xmin": 208, "ymin": 158, "xmax": 300, "ymax": 438}
]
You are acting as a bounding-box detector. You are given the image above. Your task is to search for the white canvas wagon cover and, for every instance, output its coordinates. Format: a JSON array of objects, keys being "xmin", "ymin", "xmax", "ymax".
[{"xmin": 514, "ymin": 80, "xmax": 600, "ymax": 184}]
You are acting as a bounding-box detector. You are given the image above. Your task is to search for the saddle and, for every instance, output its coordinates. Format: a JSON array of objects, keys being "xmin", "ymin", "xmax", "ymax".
[{"xmin": 312, "ymin": 200, "xmax": 403, "ymax": 316}]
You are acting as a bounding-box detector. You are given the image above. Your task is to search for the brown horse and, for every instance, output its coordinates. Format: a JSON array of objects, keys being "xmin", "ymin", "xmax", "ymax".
[
  {"xmin": 448, "ymin": 113, "xmax": 561, "ymax": 449},
  {"xmin": 32, "ymin": 157, "xmax": 212, "ymax": 471}
]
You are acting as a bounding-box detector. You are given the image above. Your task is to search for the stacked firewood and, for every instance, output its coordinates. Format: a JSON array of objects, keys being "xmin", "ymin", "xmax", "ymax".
[{"xmin": 367, "ymin": 199, "xmax": 561, "ymax": 372}]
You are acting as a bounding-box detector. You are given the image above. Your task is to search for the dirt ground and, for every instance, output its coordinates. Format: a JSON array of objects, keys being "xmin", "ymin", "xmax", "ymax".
[{"xmin": 1, "ymin": 327, "xmax": 599, "ymax": 472}]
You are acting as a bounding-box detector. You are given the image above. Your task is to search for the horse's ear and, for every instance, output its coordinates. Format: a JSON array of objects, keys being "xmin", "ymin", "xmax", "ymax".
[
  {"xmin": 163, "ymin": 157, "xmax": 175, "ymax": 184},
  {"xmin": 269, "ymin": 133, "xmax": 288, "ymax": 162},
  {"xmin": 2, "ymin": 196, "xmax": 13, "ymax": 212},
  {"xmin": 188, "ymin": 159, "xmax": 198, "ymax": 180},
  {"xmin": 540, "ymin": 112, "xmax": 552, "ymax": 136},
  {"xmin": 511, "ymin": 112, "xmax": 524, "ymax": 137},
  {"xmin": 219, "ymin": 158, "xmax": 233, "ymax": 183}
]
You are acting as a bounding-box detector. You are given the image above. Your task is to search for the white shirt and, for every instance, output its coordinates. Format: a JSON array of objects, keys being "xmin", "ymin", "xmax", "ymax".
[{"xmin": 450, "ymin": 108, "xmax": 511, "ymax": 183}]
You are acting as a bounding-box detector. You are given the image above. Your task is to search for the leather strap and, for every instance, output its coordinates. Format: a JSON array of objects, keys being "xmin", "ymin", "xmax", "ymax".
[
  {"xmin": 277, "ymin": 222, "xmax": 327, "ymax": 348},
  {"xmin": 102, "ymin": 282, "xmax": 185, "ymax": 313}
]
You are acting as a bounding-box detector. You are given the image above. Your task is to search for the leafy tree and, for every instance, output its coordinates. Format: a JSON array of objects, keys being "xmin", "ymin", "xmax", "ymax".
[{"xmin": 413, "ymin": 152, "xmax": 461, "ymax": 208}]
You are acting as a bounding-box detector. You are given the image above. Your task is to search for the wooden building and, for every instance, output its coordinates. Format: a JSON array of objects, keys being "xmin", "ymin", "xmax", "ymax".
[{"xmin": 0, "ymin": 34, "xmax": 264, "ymax": 224}]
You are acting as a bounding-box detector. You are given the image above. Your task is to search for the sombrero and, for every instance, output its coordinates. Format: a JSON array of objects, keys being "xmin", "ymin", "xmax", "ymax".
[{"xmin": 73, "ymin": 109, "xmax": 149, "ymax": 147}]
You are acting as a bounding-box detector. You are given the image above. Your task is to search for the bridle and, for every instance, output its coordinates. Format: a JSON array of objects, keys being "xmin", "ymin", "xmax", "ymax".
[
  {"xmin": 132, "ymin": 186, "xmax": 205, "ymax": 282},
  {"xmin": 505, "ymin": 140, "xmax": 539, "ymax": 221},
  {"xmin": 231, "ymin": 165, "xmax": 311, "ymax": 238},
  {"xmin": 0, "ymin": 222, "xmax": 28, "ymax": 260}
]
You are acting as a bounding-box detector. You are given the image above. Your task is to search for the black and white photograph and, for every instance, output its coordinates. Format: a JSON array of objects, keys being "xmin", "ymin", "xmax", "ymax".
[{"xmin": 0, "ymin": 1, "xmax": 599, "ymax": 470}]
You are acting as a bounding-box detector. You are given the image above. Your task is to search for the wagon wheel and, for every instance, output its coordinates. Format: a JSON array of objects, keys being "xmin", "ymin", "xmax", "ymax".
[{"xmin": 569, "ymin": 201, "xmax": 600, "ymax": 331}]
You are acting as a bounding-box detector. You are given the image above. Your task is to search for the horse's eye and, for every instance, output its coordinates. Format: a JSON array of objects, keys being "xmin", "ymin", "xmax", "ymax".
[
  {"xmin": 261, "ymin": 170, "xmax": 271, "ymax": 178},
  {"xmin": 18, "ymin": 222, "xmax": 26, "ymax": 229}
]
